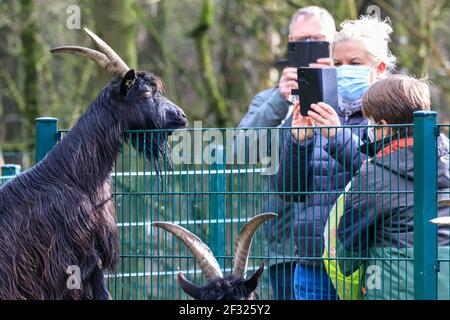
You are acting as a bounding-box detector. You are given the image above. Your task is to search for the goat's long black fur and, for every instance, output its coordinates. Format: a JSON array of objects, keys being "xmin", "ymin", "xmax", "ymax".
[{"xmin": 0, "ymin": 71, "xmax": 186, "ymax": 299}]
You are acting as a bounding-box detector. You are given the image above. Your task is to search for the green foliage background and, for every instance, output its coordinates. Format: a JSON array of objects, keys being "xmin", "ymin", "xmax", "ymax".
[{"xmin": 0, "ymin": 0, "xmax": 449, "ymax": 166}]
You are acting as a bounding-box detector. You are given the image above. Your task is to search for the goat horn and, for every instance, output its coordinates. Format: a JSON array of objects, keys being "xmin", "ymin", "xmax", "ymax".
[
  {"xmin": 152, "ymin": 222, "xmax": 224, "ymax": 280},
  {"xmin": 430, "ymin": 217, "xmax": 450, "ymax": 225},
  {"xmin": 178, "ymin": 273, "xmax": 202, "ymax": 300},
  {"xmin": 49, "ymin": 46, "xmax": 121, "ymax": 76},
  {"xmin": 233, "ymin": 213, "xmax": 277, "ymax": 279},
  {"xmin": 83, "ymin": 28, "xmax": 130, "ymax": 77}
]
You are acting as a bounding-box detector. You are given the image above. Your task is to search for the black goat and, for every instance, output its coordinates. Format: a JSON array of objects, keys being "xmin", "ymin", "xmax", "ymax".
[
  {"xmin": 0, "ymin": 28, "xmax": 187, "ymax": 300},
  {"xmin": 152, "ymin": 213, "xmax": 276, "ymax": 300}
]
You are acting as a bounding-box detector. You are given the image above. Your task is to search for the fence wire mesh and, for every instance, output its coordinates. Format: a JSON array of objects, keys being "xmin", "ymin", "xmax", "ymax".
[
  {"xmin": 435, "ymin": 125, "xmax": 450, "ymax": 300},
  {"xmin": 1, "ymin": 121, "xmax": 449, "ymax": 300}
]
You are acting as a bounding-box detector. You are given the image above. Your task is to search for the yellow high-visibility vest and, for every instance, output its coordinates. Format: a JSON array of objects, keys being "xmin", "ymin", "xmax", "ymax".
[{"xmin": 323, "ymin": 182, "xmax": 365, "ymax": 300}]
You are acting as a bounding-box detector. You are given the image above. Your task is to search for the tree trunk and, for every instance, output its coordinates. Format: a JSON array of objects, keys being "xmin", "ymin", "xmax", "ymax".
[
  {"xmin": 218, "ymin": 1, "xmax": 276, "ymax": 124},
  {"xmin": 20, "ymin": 0, "xmax": 40, "ymax": 153},
  {"xmin": 219, "ymin": 0, "xmax": 247, "ymax": 113},
  {"xmin": 134, "ymin": 1, "xmax": 207, "ymax": 112},
  {"xmin": 92, "ymin": 0, "xmax": 138, "ymax": 88},
  {"xmin": 191, "ymin": 0, "xmax": 228, "ymax": 127},
  {"xmin": 147, "ymin": 0, "xmax": 181, "ymax": 105}
]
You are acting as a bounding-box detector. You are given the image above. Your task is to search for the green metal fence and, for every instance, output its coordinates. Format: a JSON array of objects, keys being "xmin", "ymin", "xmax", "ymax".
[
  {"xmin": 49, "ymin": 124, "xmax": 280, "ymax": 300},
  {"xmin": 2, "ymin": 152, "xmax": 31, "ymax": 169},
  {"xmin": 0, "ymin": 164, "xmax": 21, "ymax": 188},
  {"xmin": 435, "ymin": 121, "xmax": 450, "ymax": 301},
  {"xmin": 1, "ymin": 112, "xmax": 449, "ymax": 300}
]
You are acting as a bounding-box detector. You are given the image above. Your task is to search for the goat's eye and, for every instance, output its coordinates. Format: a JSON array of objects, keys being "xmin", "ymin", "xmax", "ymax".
[{"xmin": 143, "ymin": 91, "xmax": 152, "ymax": 98}]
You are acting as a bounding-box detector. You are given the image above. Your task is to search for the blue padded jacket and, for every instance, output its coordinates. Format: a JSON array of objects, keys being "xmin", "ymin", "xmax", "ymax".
[{"xmin": 276, "ymin": 107, "xmax": 368, "ymax": 267}]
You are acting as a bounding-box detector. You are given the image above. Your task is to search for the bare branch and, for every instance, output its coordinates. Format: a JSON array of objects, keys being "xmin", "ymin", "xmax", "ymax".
[
  {"xmin": 0, "ymin": 68, "xmax": 25, "ymax": 113},
  {"xmin": 374, "ymin": 0, "xmax": 450, "ymax": 77}
]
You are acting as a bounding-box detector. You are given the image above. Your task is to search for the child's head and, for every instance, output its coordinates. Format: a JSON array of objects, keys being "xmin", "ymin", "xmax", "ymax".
[{"xmin": 362, "ymin": 74, "xmax": 431, "ymax": 124}]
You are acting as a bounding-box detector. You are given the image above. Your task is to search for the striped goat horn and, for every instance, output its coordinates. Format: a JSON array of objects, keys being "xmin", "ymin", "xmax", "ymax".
[
  {"xmin": 50, "ymin": 28, "xmax": 130, "ymax": 77},
  {"xmin": 152, "ymin": 221, "xmax": 224, "ymax": 281},
  {"xmin": 430, "ymin": 217, "xmax": 450, "ymax": 226},
  {"xmin": 233, "ymin": 213, "xmax": 277, "ymax": 279}
]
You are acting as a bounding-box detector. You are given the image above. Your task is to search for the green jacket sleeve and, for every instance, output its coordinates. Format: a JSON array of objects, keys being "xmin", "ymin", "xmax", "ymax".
[{"xmin": 336, "ymin": 161, "xmax": 384, "ymax": 275}]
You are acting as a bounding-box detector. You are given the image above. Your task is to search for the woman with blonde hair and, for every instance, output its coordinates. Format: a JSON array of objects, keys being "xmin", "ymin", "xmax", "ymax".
[{"xmin": 277, "ymin": 16, "xmax": 397, "ymax": 300}]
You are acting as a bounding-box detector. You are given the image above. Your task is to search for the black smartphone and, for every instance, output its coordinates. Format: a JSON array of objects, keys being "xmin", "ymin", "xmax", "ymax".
[
  {"xmin": 287, "ymin": 41, "xmax": 330, "ymax": 67},
  {"xmin": 294, "ymin": 67, "xmax": 338, "ymax": 116}
]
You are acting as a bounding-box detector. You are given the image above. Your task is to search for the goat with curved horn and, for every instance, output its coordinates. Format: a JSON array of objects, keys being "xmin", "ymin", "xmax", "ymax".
[
  {"xmin": 152, "ymin": 212, "xmax": 277, "ymax": 300},
  {"xmin": 152, "ymin": 222, "xmax": 224, "ymax": 280},
  {"xmin": 50, "ymin": 28, "xmax": 130, "ymax": 77},
  {"xmin": 233, "ymin": 212, "xmax": 278, "ymax": 278}
]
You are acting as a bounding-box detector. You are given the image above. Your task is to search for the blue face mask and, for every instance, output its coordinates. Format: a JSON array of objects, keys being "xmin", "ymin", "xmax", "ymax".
[
  {"xmin": 367, "ymin": 119, "xmax": 376, "ymax": 142},
  {"xmin": 337, "ymin": 65, "xmax": 371, "ymax": 103}
]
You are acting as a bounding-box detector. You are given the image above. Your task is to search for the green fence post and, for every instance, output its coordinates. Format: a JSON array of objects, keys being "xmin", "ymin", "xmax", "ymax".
[
  {"xmin": 1, "ymin": 164, "xmax": 21, "ymax": 176},
  {"xmin": 209, "ymin": 145, "xmax": 225, "ymax": 268},
  {"xmin": 35, "ymin": 117, "xmax": 58, "ymax": 163},
  {"xmin": 413, "ymin": 111, "xmax": 438, "ymax": 300}
]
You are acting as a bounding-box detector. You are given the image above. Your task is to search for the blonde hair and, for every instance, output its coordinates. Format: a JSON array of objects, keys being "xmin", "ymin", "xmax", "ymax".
[
  {"xmin": 332, "ymin": 16, "xmax": 397, "ymax": 73},
  {"xmin": 289, "ymin": 6, "xmax": 336, "ymax": 42}
]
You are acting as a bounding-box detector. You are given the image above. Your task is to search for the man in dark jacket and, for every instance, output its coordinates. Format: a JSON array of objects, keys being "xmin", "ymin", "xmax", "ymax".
[
  {"xmin": 337, "ymin": 75, "xmax": 450, "ymax": 299},
  {"xmin": 238, "ymin": 6, "xmax": 335, "ymax": 300}
]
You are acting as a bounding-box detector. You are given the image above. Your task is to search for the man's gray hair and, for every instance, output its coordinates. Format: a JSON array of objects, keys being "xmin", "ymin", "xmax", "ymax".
[{"xmin": 289, "ymin": 6, "xmax": 336, "ymax": 41}]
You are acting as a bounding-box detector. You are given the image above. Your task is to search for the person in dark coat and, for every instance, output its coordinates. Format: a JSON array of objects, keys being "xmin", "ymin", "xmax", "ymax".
[
  {"xmin": 238, "ymin": 6, "xmax": 336, "ymax": 300},
  {"xmin": 337, "ymin": 75, "xmax": 450, "ymax": 300},
  {"xmin": 277, "ymin": 16, "xmax": 397, "ymax": 300}
]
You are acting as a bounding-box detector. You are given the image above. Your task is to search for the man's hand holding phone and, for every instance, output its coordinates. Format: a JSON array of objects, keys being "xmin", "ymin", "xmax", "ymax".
[
  {"xmin": 279, "ymin": 67, "xmax": 299, "ymax": 100},
  {"xmin": 308, "ymin": 57, "xmax": 333, "ymax": 68}
]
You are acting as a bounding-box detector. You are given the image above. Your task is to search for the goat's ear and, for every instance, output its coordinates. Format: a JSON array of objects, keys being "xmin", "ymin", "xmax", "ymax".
[
  {"xmin": 120, "ymin": 69, "xmax": 136, "ymax": 96},
  {"xmin": 244, "ymin": 262, "xmax": 264, "ymax": 293}
]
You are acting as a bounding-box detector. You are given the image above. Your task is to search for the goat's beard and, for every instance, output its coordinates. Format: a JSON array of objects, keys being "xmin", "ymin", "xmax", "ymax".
[{"xmin": 127, "ymin": 132, "xmax": 173, "ymax": 180}]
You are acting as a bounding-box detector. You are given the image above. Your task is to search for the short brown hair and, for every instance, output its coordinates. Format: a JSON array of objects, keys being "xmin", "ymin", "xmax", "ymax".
[{"xmin": 362, "ymin": 74, "xmax": 431, "ymax": 124}]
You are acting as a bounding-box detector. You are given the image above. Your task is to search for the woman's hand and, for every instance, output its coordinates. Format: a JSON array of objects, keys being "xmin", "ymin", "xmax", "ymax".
[
  {"xmin": 307, "ymin": 102, "xmax": 341, "ymax": 139},
  {"xmin": 291, "ymin": 102, "xmax": 314, "ymax": 141}
]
